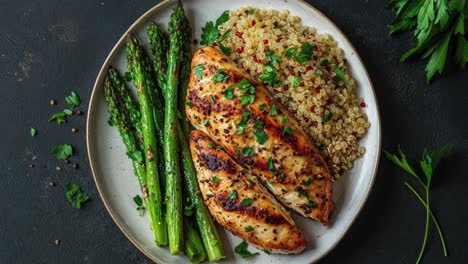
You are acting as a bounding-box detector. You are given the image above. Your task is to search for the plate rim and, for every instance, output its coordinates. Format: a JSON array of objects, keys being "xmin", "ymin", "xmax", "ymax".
[{"xmin": 86, "ymin": 0, "xmax": 382, "ymax": 263}]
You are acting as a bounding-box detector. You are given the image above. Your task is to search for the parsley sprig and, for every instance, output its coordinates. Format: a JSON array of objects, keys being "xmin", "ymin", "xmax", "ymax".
[
  {"xmin": 201, "ymin": 10, "xmax": 231, "ymax": 46},
  {"xmin": 385, "ymin": 145, "xmax": 450, "ymax": 263},
  {"xmin": 388, "ymin": 0, "xmax": 468, "ymax": 82}
]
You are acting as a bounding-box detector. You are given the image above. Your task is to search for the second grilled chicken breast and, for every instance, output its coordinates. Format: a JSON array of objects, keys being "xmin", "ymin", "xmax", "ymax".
[
  {"xmin": 189, "ymin": 130, "xmax": 306, "ymax": 254},
  {"xmin": 185, "ymin": 47, "xmax": 334, "ymax": 224}
]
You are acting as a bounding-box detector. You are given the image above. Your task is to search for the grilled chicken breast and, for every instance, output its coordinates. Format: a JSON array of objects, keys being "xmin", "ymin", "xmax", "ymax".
[
  {"xmin": 185, "ymin": 47, "xmax": 334, "ymax": 224},
  {"xmin": 190, "ymin": 130, "xmax": 306, "ymax": 254}
]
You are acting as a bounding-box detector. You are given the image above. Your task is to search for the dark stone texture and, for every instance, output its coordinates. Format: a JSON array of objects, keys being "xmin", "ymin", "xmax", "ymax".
[{"xmin": 0, "ymin": 0, "xmax": 466, "ymax": 263}]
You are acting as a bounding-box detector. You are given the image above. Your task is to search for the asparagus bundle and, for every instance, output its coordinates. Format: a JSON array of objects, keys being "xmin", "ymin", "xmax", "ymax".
[{"xmin": 126, "ymin": 36, "xmax": 168, "ymax": 246}]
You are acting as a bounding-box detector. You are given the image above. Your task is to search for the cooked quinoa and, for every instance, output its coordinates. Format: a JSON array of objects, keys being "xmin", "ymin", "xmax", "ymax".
[{"xmin": 217, "ymin": 7, "xmax": 369, "ymax": 179}]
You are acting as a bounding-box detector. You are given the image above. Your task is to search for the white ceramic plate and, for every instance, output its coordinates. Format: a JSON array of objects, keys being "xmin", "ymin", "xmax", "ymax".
[{"xmin": 86, "ymin": 0, "xmax": 381, "ymax": 263}]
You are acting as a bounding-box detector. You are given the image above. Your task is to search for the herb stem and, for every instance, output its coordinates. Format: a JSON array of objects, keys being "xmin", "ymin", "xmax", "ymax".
[
  {"xmin": 404, "ymin": 181, "xmax": 448, "ymax": 256},
  {"xmin": 416, "ymin": 185, "xmax": 431, "ymax": 264}
]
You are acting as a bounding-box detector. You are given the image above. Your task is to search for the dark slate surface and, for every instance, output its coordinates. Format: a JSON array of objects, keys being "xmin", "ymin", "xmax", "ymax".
[{"xmin": 1, "ymin": 0, "xmax": 467, "ymax": 263}]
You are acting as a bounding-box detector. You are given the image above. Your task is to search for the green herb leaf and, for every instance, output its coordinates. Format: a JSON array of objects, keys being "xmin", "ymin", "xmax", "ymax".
[
  {"xmin": 49, "ymin": 109, "xmax": 72, "ymax": 124},
  {"xmin": 259, "ymin": 103, "xmax": 266, "ymax": 111},
  {"xmin": 267, "ymin": 156, "xmax": 276, "ymax": 174},
  {"xmin": 210, "ymin": 96, "xmax": 217, "ymax": 104},
  {"xmin": 212, "ymin": 68, "xmax": 230, "ymax": 83},
  {"xmin": 242, "ymin": 147, "xmax": 254, "ymax": 157},
  {"xmin": 268, "ymin": 105, "xmax": 278, "ymax": 116},
  {"xmin": 223, "ymin": 85, "xmax": 234, "ymax": 100},
  {"xmin": 425, "ymin": 30, "xmax": 452, "ymax": 83},
  {"xmin": 333, "ymin": 67, "xmax": 348, "ymax": 88},
  {"xmin": 305, "ymin": 177, "xmax": 312, "ymax": 186},
  {"xmin": 296, "ymin": 42, "xmax": 313, "ymax": 63},
  {"xmin": 259, "ymin": 64, "xmax": 281, "ymax": 87},
  {"xmin": 237, "ymin": 109, "xmax": 250, "ymax": 127},
  {"xmin": 280, "ymin": 115, "xmax": 287, "ymax": 124},
  {"xmin": 253, "ymin": 129, "xmax": 268, "ymax": 145},
  {"xmin": 265, "ymin": 50, "xmax": 281, "ymax": 65},
  {"xmin": 185, "ymin": 101, "xmax": 194, "ymax": 107},
  {"xmin": 252, "ymin": 117, "xmax": 264, "ymax": 129},
  {"xmin": 291, "ymin": 76, "xmax": 301, "ymax": 88},
  {"xmin": 133, "ymin": 195, "xmax": 143, "ymax": 207},
  {"xmin": 245, "ymin": 225, "xmax": 254, "ymax": 232},
  {"xmin": 216, "ymin": 10, "xmax": 230, "ymax": 26},
  {"xmin": 65, "ymin": 91, "xmax": 80, "ymax": 108},
  {"xmin": 218, "ymin": 29, "xmax": 232, "ymax": 43},
  {"xmin": 322, "ymin": 112, "xmax": 333, "ymax": 123},
  {"xmin": 384, "ymin": 145, "xmax": 419, "ymax": 178},
  {"xmin": 321, "ymin": 59, "xmax": 330, "ymax": 67},
  {"xmin": 219, "ymin": 44, "xmax": 232, "ymax": 55},
  {"xmin": 248, "ymin": 9, "xmax": 255, "ymax": 15},
  {"xmin": 237, "ymin": 79, "xmax": 256, "ymax": 105},
  {"xmin": 211, "ymin": 176, "xmax": 219, "ymax": 183},
  {"xmin": 30, "ymin": 128, "xmax": 37, "ymax": 137},
  {"xmin": 263, "ymin": 249, "xmax": 271, "ymax": 255},
  {"xmin": 63, "ymin": 109, "xmax": 73, "ymax": 115},
  {"xmin": 208, "ymin": 143, "xmax": 215, "ymax": 148},
  {"xmin": 234, "ymin": 241, "xmax": 259, "ymax": 259},
  {"xmin": 203, "ymin": 120, "xmax": 209, "ymax": 126},
  {"xmin": 127, "ymin": 150, "xmax": 143, "ymax": 164},
  {"xmin": 228, "ymin": 190, "xmax": 238, "ymax": 200},
  {"xmin": 241, "ymin": 198, "xmax": 253, "ymax": 206},
  {"xmin": 66, "ymin": 183, "xmax": 89, "ymax": 209},
  {"xmin": 284, "ymin": 47, "xmax": 298, "ymax": 57},
  {"xmin": 282, "ymin": 126, "xmax": 293, "ymax": 135},
  {"xmin": 240, "ymin": 94, "xmax": 255, "ymax": 105},
  {"xmin": 295, "ymin": 186, "xmax": 317, "ymax": 208},
  {"xmin": 194, "ymin": 64, "xmax": 204, "ymax": 79},
  {"xmin": 201, "ymin": 21, "xmax": 219, "ymax": 46},
  {"xmin": 52, "ymin": 144, "xmax": 73, "ymax": 161}
]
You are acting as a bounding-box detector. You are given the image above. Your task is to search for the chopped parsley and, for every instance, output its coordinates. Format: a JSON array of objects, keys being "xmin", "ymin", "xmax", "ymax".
[
  {"xmin": 234, "ymin": 241, "xmax": 259, "ymax": 259},
  {"xmin": 185, "ymin": 101, "xmax": 194, "ymax": 107},
  {"xmin": 265, "ymin": 50, "xmax": 280, "ymax": 65},
  {"xmin": 212, "ymin": 68, "xmax": 229, "ymax": 83},
  {"xmin": 248, "ymin": 9, "xmax": 255, "ymax": 15},
  {"xmin": 333, "ymin": 67, "xmax": 348, "ymax": 88},
  {"xmin": 66, "ymin": 183, "xmax": 89, "ymax": 209},
  {"xmin": 30, "ymin": 128, "xmax": 37, "ymax": 137},
  {"xmin": 291, "ymin": 76, "xmax": 301, "ymax": 88},
  {"xmin": 245, "ymin": 226, "xmax": 254, "ymax": 232},
  {"xmin": 305, "ymin": 177, "xmax": 313, "ymax": 186},
  {"xmin": 317, "ymin": 143, "xmax": 326, "ymax": 151},
  {"xmin": 127, "ymin": 150, "xmax": 143, "ymax": 163},
  {"xmin": 263, "ymin": 249, "xmax": 271, "ymax": 255},
  {"xmin": 322, "ymin": 112, "xmax": 333, "ymax": 123},
  {"xmin": 200, "ymin": 21, "xmax": 218, "ymax": 46},
  {"xmin": 236, "ymin": 109, "xmax": 250, "ymax": 127},
  {"xmin": 280, "ymin": 115, "xmax": 287, "ymax": 124},
  {"xmin": 194, "ymin": 64, "xmax": 204, "ymax": 78},
  {"xmin": 295, "ymin": 42, "xmax": 313, "ymax": 63},
  {"xmin": 259, "ymin": 103, "xmax": 266, "ymax": 111},
  {"xmin": 258, "ymin": 64, "xmax": 281, "ymax": 87},
  {"xmin": 237, "ymin": 79, "xmax": 256, "ymax": 106},
  {"xmin": 219, "ymin": 44, "xmax": 231, "ymax": 55},
  {"xmin": 242, "ymin": 147, "xmax": 254, "ymax": 157},
  {"xmin": 133, "ymin": 195, "xmax": 145, "ymax": 216},
  {"xmin": 246, "ymin": 179, "xmax": 254, "ymax": 186},
  {"xmin": 267, "ymin": 179, "xmax": 276, "ymax": 184},
  {"xmin": 235, "ymin": 127, "xmax": 245, "ymax": 135},
  {"xmin": 252, "ymin": 117, "xmax": 264, "ymax": 129},
  {"xmin": 241, "ymin": 198, "xmax": 253, "ymax": 206},
  {"xmin": 267, "ymin": 156, "xmax": 276, "ymax": 174},
  {"xmin": 52, "ymin": 144, "xmax": 73, "ymax": 161},
  {"xmin": 215, "ymin": 10, "xmax": 230, "ymax": 26},
  {"xmin": 49, "ymin": 109, "xmax": 73, "ymax": 124},
  {"xmin": 228, "ymin": 190, "xmax": 238, "ymax": 200},
  {"xmin": 65, "ymin": 91, "xmax": 80, "ymax": 108},
  {"xmin": 295, "ymin": 186, "xmax": 317, "ymax": 208},
  {"xmin": 203, "ymin": 120, "xmax": 209, "ymax": 126},
  {"xmin": 223, "ymin": 85, "xmax": 234, "ymax": 100},
  {"xmin": 282, "ymin": 126, "xmax": 293, "ymax": 135},
  {"xmin": 268, "ymin": 105, "xmax": 278, "ymax": 116},
  {"xmin": 253, "ymin": 129, "xmax": 268, "ymax": 144},
  {"xmin": 208, "ymin": 142, "xmax": 215, "ymax": 148},
  {"xmin": 211, "ymin": 176, "xmax": 219, "ymax": 183},
  {"xmin": 210, "ymin": 95, "xmax": 217, "ymax": 104},
  {"xmin": 275, "ymin": 24, "xmax": 284, "ymax": 29},
  {"xmin": 321, "ymin": 59, "xmax": 330, "ymax": 67},
  {"xmin": 284, "ymin": 47, "xmax": 298, "ymax": 57}
]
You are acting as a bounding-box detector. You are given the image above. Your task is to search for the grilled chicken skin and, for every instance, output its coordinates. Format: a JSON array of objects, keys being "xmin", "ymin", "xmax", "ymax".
[
  {"xmin": 189, "ymin": 130, "xmax": 306, "ymax": 254},
  {"xmin": 185, "ymin": 47, "xmax": 334, "ymax": 224}
]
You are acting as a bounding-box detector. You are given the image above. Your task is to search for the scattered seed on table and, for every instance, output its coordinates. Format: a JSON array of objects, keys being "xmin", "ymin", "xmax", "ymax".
[
  {"xmin": 71, "ymin": 128, "xmax": 77, "ymax": 133},
  {"xmin": 50, "ymin": 99, "xmax": 56, "ymax": 105},
  {"xmin": 65, "ymin": 159, "xmax": 70, "ymax": 164},
  {"xmin": 55, "ymin": 240, "xmax": 60, "ymax": 246},
  {"xmin": 73, "ymin": 163, "xmax": 79, "ymax": 169},
  {"xmin": 32, "ymin": 155, "xmax": 37, "ymax": 161},
  {"xmin": 55, "ymin": 166, "xmax": 62, "ymax": 171},
  {"xmin": 75, "ymin": 110, "xmax": 82, "ymax": 116},
  {"xmin": 49, "ymin": 181, "xmax": 55, "ymax": 187}
]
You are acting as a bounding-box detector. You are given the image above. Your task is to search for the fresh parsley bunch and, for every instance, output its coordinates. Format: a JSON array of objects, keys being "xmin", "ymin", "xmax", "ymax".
[
  {"xmin": 385, "ymin": 145, "xmax": 451, "ymax": 263},
  {"xmin": 388, "ymin": 0, "xmax": 468, "ymax": 82}
]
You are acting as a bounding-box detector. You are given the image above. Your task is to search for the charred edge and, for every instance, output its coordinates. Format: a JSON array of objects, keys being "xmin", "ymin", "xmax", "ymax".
[
  {"xmin": 198, "ymin": 150, "xmax": 237, "ymax": 174},
  {"xmin": 188, "ymin": 90, "xmax": 211, "ymax": 115},
  {"xmin": 215, "ymin": 193, "xmax": 287, "ymax": 225}
]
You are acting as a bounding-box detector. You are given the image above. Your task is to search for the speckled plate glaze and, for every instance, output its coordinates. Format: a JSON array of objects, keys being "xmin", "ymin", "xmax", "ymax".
[{"xmin": 86, "ymin": 0, "xmax": 381, "ymax": 263}]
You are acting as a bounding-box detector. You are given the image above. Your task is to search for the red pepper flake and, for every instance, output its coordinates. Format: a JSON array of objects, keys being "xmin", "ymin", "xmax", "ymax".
[
  {"xmin": 273, "ymin": 21, "xmax": 279, "ymax": 27},
  {"xmin": 276, "ymin": 37, "xmax": 283, "ymax": 43},
  {"xmin": 235, "ymin": 31, "xmax": 243, "ymax": 38},
  {"xmin": 303, "ymin": 115, "xmax": 310, "ymax": 122},
  {"xmin": 326, "ymin": 66, "xmax": 332, "ymax": 72},
  {"xmin": 261, "ymin": 25, "xmax": 266, "ymax": 28},
  {"xmin": 233, "ymin": 23, "xmax": 237, "ymax": 27},
  {"xmin": 290, "ymin": 70, "xmax": 295, "ymax": 76},
  {"xmin": 236, "ymin": 47, "xmax": 244, "ymax": 54},
  {"xmin": 360, "ymin": 102, "xmax": 366, "ymax": 107},
  {"xmin": 283, "ymin": 85, "xmax": 289, "ymax": 91},
  {"xmin": 264, "ymin": 46, "xmax": 270, "ymax": 52},
  {"xmin": 315, "ymin": 87, "xmax": 321, "ymax": 94},
  {"xmin": 311, "ymin": 121, "xmax": 318, "ymax": 127},
  {"xmin": 251, "ymin": 20, "xmax": 256, "ymax": 26},
  {"xmin": 300, "ymin": 82, "xmax": 304, "ymax": 86},
  {"xmin": 306, "ymin": 66, "xmax": 313, "ymax": 72},
  {"xmin": 314, "ymin": 45, "xmax": 319, "ymax": 51},
  {"xmin": 311, "ymin": 105, "xmax": 316, "ymax": 113},
  {"xmin": 263, "ymin": 39, "xmax": 268, "ymax": 45},
  {"xmin": 252, "ymin": 55, "xmax": 262, "ymax": 63}
]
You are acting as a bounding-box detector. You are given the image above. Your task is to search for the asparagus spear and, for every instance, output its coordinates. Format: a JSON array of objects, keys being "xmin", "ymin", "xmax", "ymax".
[
  {"xmin": 178, "ymin": 10, "xmax": 192, "ymax": 136},
  {"xmin": 126, "ymin": 36, "xmax": 168, "ymax": 246},
  {"xmin": 104, "ymin": 76, "xmax": 145, "ymax": 187},
  {"xmin": 184, "ymin": 219, "xmax": 207, "ymax": 264},
  {"xmin": 147, "ymin": 22, "xmax": 169, "ymax": 95},
  {"xmin": 164, "ymin": 2, "xmax": 186, "ymax": 254},
  {"xmin": 108, "ymin": 67, "xmax": 144, "ymax": 150}
]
